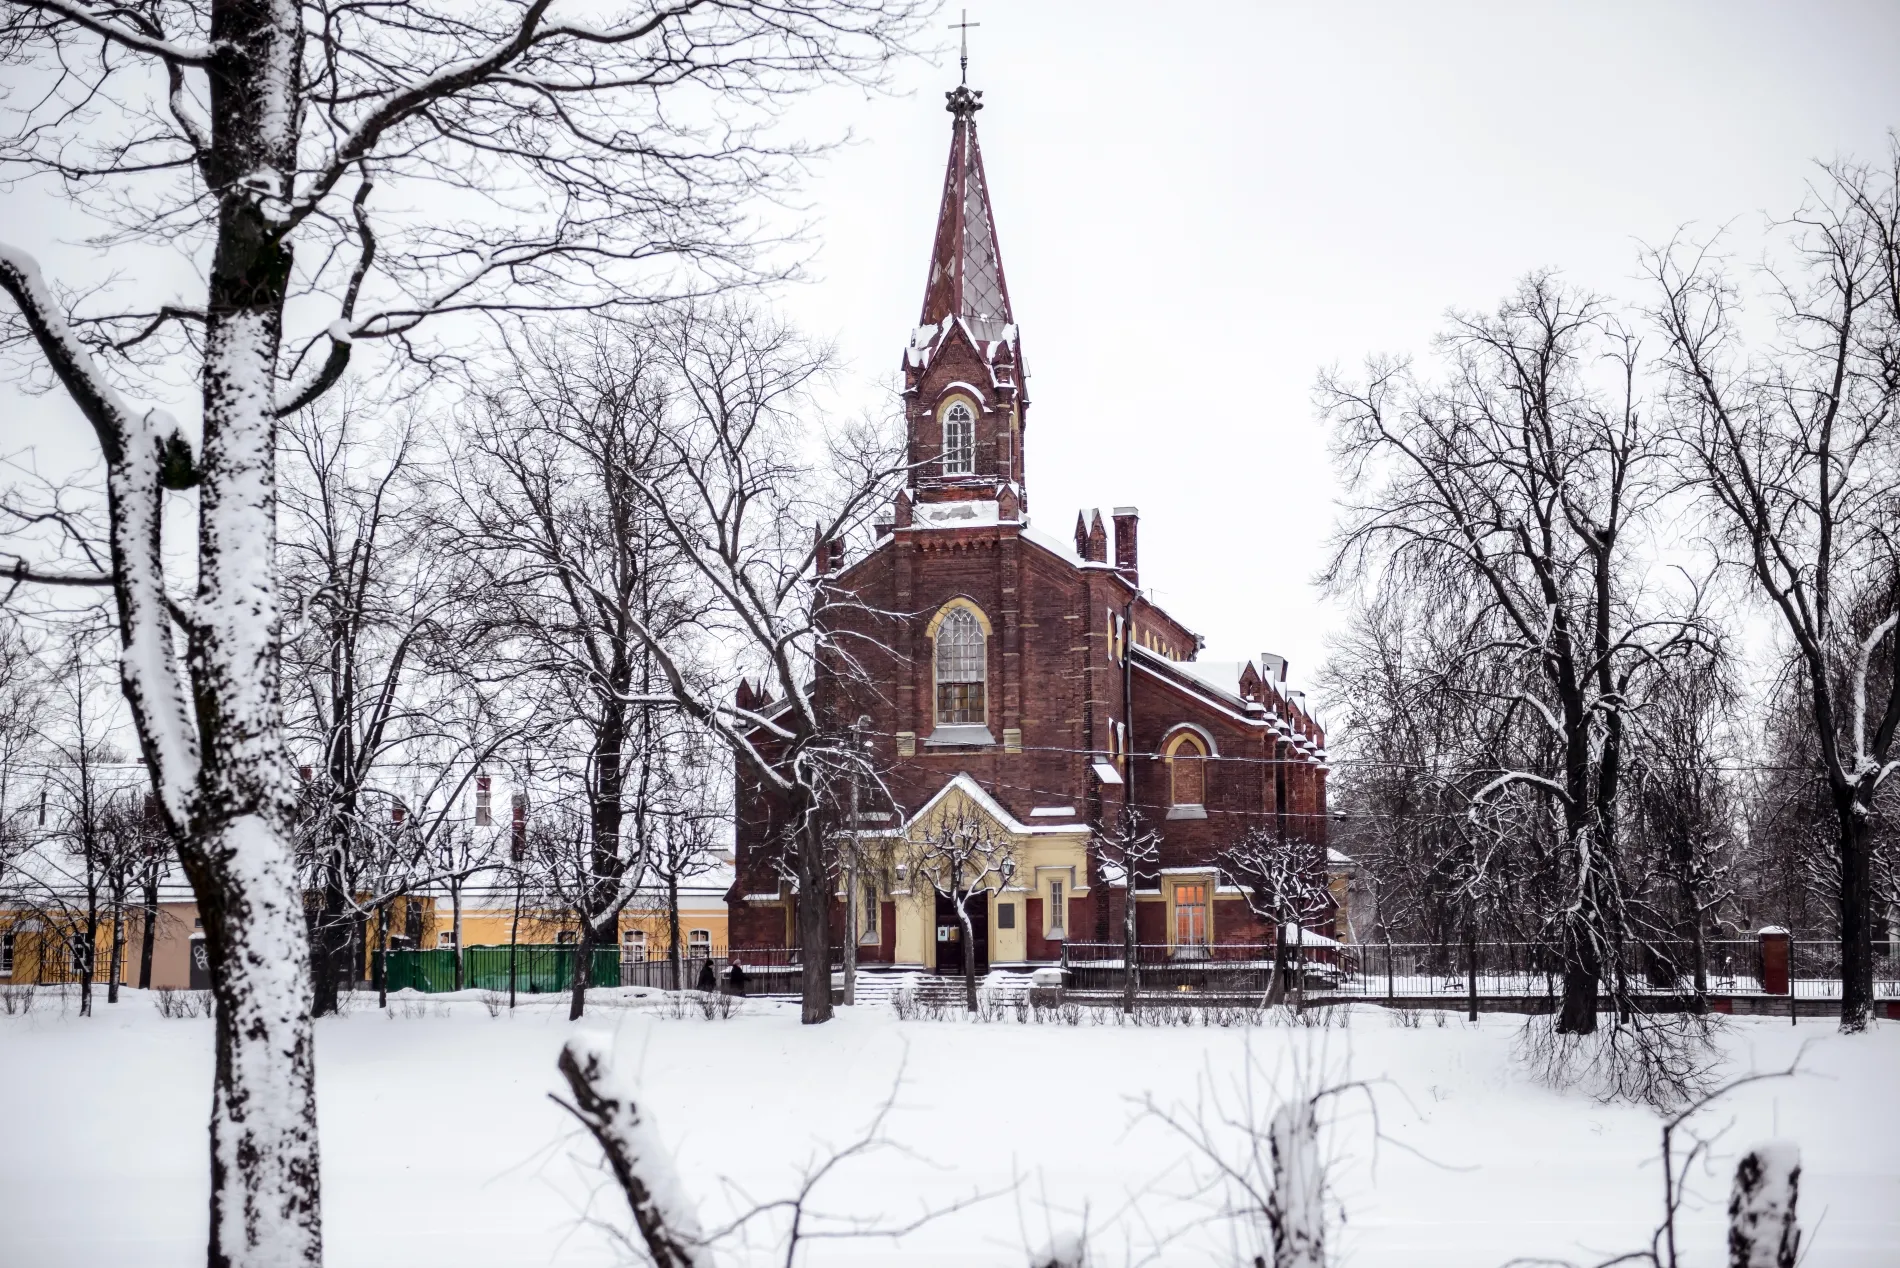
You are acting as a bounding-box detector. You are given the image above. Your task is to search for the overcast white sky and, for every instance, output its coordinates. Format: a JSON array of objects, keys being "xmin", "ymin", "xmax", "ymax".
[
  {"xmin": 780, "ymin": 0, "xmax": 1900, "ymax": 701},
  {"xmin": 5, "ymin": 1, "xmax": 1900, "ymax": 713}
]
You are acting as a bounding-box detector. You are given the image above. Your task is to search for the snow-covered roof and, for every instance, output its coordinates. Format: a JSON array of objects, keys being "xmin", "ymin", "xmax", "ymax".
[
  {"xmin": 894, "ymin": 773, "xmax": 1089, "ymax": 838},
  {"xmin": 1171, "ymin": 659, "xmax": 1249, "ymax": 698},
  {"xmin": 914, "ymin": 499, "xmax": 1003, "ymax": 529}
]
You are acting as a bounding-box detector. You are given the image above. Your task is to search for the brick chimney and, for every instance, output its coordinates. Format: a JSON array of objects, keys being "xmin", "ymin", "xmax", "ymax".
[
  {"xmin": 813, "ymin": 525, "xmax": 845, "ymax": 575},
  {"xmin": 1112, "ymin": 507, "xmax": 1139, "ymax": 586},
  {"xmin": 1085, "ymin": 509, "xmax": 1108, "ymax": 563}
]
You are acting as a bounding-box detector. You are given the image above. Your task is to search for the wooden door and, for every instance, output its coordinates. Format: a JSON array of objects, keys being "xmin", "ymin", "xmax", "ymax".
[{"xmin": 934, "ymin": 889, "xmax": 990, "ymax": 977}]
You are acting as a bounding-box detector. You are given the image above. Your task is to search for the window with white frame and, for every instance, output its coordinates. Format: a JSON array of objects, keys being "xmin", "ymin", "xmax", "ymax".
[
  {"xmin": 621, "ymin": 929, "xmax": 647, "ymax": 962},
  {"xmin": 437, "ymin": 930, "xmax": 457, "ymax": 948},
  {"xmin": 941, "ymin": 401, "xmax": 975, "ymax": 475},
  {"xmin": 859, "ymin": 879, "xmax": 880, "ymax": 942},
  {"xmin": 688, "ymin": 929, "xmax": 711, "ymax": 958},
  {"xmin": 935, "ymin": 606, "xmax": 987, "ymax": 725},
  {"xmin": 1046, "ymin": 878, "xmax": 1066, "ymax": 938}
]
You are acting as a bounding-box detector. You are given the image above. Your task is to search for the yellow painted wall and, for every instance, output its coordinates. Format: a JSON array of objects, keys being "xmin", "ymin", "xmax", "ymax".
[
  {"xmin": 1, "ymin": 903, "xmax": 201, "ymax": 989},
  {"xmin": 883, "ymin": 785, "xmax": 1089, "ymax": 969}
]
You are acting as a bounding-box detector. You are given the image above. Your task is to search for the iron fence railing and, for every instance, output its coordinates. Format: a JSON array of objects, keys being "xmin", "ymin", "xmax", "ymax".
[
  {"xmin": 1058, "ymin": 938, "xmax": 1900, "ymax": 1001},
  {"xmin": 722, "ymin": 945, "xmax": 847, "ymax": 996},
  {"xmin": 618, "ymin": 951, "xmax": 725, "ymax": 991},
  {"xmin": 1062, "ymin": 941, "xmax": 1341, "ymax": 998}
]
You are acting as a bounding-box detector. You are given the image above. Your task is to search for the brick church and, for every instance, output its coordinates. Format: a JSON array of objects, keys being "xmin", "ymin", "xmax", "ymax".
[{"xmin": 728, "ymin": 81, "xmax": 1332, "ymax": 974}]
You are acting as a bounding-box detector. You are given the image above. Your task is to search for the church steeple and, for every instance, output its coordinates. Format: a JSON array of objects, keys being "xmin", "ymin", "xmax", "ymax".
[
  {"xmin": 919, "ymin": 85, "xmax": 1013, "ymax": 335},
  {"xmin": 900, "ymin": 81, "xmax": 1027, "ymax": 510}
]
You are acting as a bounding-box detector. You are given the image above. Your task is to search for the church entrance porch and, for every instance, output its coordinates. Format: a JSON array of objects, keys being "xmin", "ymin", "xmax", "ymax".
[{"xmin": 934, "ymin": 888, "xmax": 989, "ymax": 977}]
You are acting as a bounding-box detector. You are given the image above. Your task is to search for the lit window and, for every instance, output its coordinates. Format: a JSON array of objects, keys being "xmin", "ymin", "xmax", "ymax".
[
  {"xmin": 688, "ymin": 929, "xmax": 712, "ymax": 958},
  {"xmin": 1047, "ymin": 879, "xmax": 1065, "ymax": 938},
  {"xmin": 935, "ymin": 607, "xmax": 986, "ymax": 725},
  {"xmin": 1168, "ymin": 733, "xmax": 1208, "ymax": 807},
  {"xmin": 942, "ymin": 402, "xmax": 975, "ymax": 475},
  {"xmin": 622, "ymin": 929, "xmax": 647, "ymax": 962},
  {"xmin": 1174, "ymin": 883, "xmax": 1209, "ymax": 947}
]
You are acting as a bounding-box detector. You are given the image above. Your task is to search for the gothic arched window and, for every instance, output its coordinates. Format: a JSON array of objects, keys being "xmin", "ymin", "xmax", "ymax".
[
  {"xmin": 1167, "ymin": 731, "xmax": 1208, "ymax": 809},
  {"xmin": 941, "ymin": 401, "xmax": 976, "ymax": 475},
  {"xmin": 934, "ymin": 605, "xmax": 986, "ymax": 724}
]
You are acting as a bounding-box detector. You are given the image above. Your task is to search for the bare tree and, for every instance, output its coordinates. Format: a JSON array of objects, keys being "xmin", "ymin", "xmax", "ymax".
[
  {"xmin": 1219, "ymin": 825, "xmax": 1333, "ymax": 1008},
  {"xmin": 278, "ymin": 396, "xmax": 514, "ymax": 1012},
  {"xmin": 427, "ymin": 818, "xmax": 503, "ymax": 993},
  {"xmin": 1097, "ymin": 804, "xmax": 1159, "ymax": 1014},
  {"xmin": 0, "ymin": 3, "xmax": 927, "ymax": 1255},
  {"xmin": 1322, "ymin": 274, "xmax": 1712, "ymax": 1034},
  {"xmin": 31, "ymin": 634, "xmax": 132, "ymax": 1015},
  {"xmin": 1649, "ymin": 141, "xmax": 1900, "ymax": 1031},
  {"xmin": 477, "ymin": 304, "xmax": 902, "ymax": 1025},
  {"xmin": 1625, "ymin": 653, "xmax": 1743, "ymax": 1006},
  {"xmin": 901, "ymin": 800, "xmax": 1018, "ymax": 1013},
  {"xmin": 461, "ymin": 319, "xmax": 722, "ymax": 1019}
]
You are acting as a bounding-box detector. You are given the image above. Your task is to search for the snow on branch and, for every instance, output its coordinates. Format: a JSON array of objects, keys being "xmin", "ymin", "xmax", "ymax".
[
  {"xmin": 554, "ymin": 1033, "xmax": 713, "ymax": 1268},
  {"xmin": 13, "ymin": 0, "xmax": 213, "ymax": 65}
]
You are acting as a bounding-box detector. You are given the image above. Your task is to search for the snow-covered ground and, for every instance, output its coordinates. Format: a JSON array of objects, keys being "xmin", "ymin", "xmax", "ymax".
[{"xmin": 0, "ymin": 990, "xmax": 1894, "ymax": 1267}]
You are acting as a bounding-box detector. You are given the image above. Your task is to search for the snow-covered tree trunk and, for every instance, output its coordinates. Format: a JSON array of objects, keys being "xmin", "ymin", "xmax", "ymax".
[
  {"xmin": 196, "ymin": 817, "xmax": 321, "ymax": 1267},
  {"xmin": 1268, "ymin": 1099, "xmax": 1325, "ymax": 1268},
  {"xmin": 1728, "ymin": 1142, "xmax": 1800, "ymax": 1268}
]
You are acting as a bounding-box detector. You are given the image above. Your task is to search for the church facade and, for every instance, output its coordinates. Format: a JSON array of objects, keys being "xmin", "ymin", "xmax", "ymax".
[{"xmin": 728, "ymin": 83, "xmax": 1331, "ymax": 974}]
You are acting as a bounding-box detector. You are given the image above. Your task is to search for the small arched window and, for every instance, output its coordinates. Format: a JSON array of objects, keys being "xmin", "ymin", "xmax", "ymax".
[
  {"xmin": 1167, "ymin": 732, "xmax": 1208, "ymax": 808},
  {"xmin": 942, "ymin": 401, "xmax": 975, "ymax": 475},
  {"xmin": 935, "ymin": 606, "xmax": 986, "ymax": 724}
]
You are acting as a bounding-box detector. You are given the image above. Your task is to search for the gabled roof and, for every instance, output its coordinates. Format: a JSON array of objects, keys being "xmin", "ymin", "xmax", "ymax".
[
  {"xmin": 920, "ymin": 86, "xmax": 1013, "ymax": 340},
  {"xmin": 894, "ymin": 772, "xmax": 1087, "ymax": 838}
]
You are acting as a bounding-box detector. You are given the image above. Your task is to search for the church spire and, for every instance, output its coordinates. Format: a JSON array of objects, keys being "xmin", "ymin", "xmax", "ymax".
[{"xmin": 919, "ymin": 83, "xmax": 1013, "ymax": 335}]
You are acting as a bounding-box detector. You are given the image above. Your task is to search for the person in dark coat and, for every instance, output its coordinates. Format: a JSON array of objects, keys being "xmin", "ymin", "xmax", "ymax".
[
  {"xmin": 696, "ymin": 958, "xmax": 717, "ymax": 994},
  {"xmin": 727, "ymin": 958, "xmax": 747, "ymax": 997}
]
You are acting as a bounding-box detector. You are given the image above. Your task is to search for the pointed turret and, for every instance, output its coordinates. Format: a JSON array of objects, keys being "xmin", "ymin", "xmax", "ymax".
[
  {"xmin": 920, "ymin": 85, "xmax": 1013, "ymax": 336},
  {"xmin": 898, "ymin": 82, "xmax": 1028, "ymax": 511}
]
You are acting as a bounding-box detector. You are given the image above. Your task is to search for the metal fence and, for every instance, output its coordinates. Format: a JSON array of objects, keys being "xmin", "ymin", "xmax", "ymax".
[
  {"xmin": 1060, "ymin": 938, "xmax": 1900, "ymax": 1002},
  {"xmin": 1063, "ymin": 942, "xmax": 1336, "ymax": 998},
  {"xmin": 721, "ymin": 945, "xmax": 846, "ymax": 996},
  {"xmin": 379, "ymin": 942, "xmax": 854, "ymax": 996},
  {"xmin": 618, "ymin": 952, "xmax": 725, "ymax": 991},
  {"xmin": 1784, "ymin": 940, "xmax": 1900, "ymax": 999}
]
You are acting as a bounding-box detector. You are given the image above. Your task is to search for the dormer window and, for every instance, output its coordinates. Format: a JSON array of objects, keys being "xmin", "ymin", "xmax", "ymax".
[{"xmin": 942, "ymin": 401, "xmax": 975, "ymax": 475}]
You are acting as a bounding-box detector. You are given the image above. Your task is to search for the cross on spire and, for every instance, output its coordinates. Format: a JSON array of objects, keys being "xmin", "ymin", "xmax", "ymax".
[{"xmin": 951, "ymin": 9, "xmax": 979, "ymax": 85}]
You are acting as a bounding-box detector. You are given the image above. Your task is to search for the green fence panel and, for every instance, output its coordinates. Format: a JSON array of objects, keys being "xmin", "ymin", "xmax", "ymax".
[
  {"xmin": 592, "ymin": 947, "xmax": 619, "ymax": 987},
  {"xmin": 379, "ymin": 945, "xmax": 625, "ymax": 994},
  {"xmin": 384, "ymin": 949, "xmax": 459, "ymax": 993}
]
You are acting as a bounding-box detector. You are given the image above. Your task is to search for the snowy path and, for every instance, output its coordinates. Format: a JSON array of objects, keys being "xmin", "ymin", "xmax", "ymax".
[{"xmin": 0, "ymin": 991, "xmax": 1894, "ymax": 1266}]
